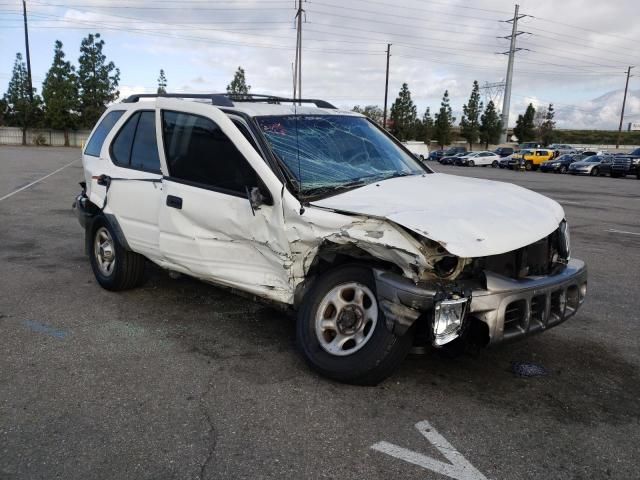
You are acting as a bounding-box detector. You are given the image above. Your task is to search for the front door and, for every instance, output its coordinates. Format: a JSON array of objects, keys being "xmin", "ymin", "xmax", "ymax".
[{"xmin": 156, "ymin": 102, "xmax": 293, "ymax": 303}]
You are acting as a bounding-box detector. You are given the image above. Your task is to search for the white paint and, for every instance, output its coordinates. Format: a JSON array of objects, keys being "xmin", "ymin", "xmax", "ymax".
[
  {"xmin": 314, "ymin": 173, "xmax": 565, "ymax": 258},
  {"xmin": 606, "ymin": 228, "xmax": 640, "ymax": 236},
  {"xmin": 0, "ymin": 158, "xmax": 80, "ymax": 202},
  {"xmin": 371, "ymin": 421, "xmax": 488, "ymax": 480}
]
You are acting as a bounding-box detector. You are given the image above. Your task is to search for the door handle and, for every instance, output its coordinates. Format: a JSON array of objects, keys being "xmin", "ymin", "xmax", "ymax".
[{"xmin": 166, "ymin": 195, "xmax": 183, "ymax": 209}]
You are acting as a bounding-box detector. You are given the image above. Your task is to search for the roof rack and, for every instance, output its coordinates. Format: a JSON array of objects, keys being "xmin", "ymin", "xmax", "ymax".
[{"xmin": 122, "ymin": 93, "xmax": 336, "ymax": 109}]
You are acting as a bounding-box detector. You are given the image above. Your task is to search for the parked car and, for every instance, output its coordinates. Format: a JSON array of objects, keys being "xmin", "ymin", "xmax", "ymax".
[
  {"xmin": 568, "ymin": 155, "xmax": 613, "ymax": 176},
  {"xmin": 74, "ymin": 92, "xmax": 587, "ymax": 385},
  {"xmin": 456, "ymin": 151, "xmax": 501, "ymax": 167},
  {"xmin": 539, "ymin": 154, "xmax": 583, "ymax": 174},
  {"xmin": 609, "ymin": 147, "xmax": 640, "ymax": 178},
  {"xmin": 433, "ymin": 146, "xmax": 466, "ymax": 162},
  {"xmin": 440, "ymin": 152, "xmax": 467, "ymax": 165},
  {"xmin": 547, "ymin": 144, "xmax": 576, "ymax": 157},
  {"xmin": 517, "ymin": 142, "xmax": 542, "ymax": 150},
  {"xmin": 498, "ymin": 155, "xmax": 512, "ymax": 169},
  {"xmin": 429, "ymin": 150, "xmax": 445, "ymax": 161},
  {"xmin": 508, "ymin": 149, "xmax": 554, "ymax": 171},
  {"xmin": 402, "ymin": 141, "xmax": 430, "ymax": 161},
  {"xmin": 494, "ymin": 147, "xmax": 514, "ymax": 157}
]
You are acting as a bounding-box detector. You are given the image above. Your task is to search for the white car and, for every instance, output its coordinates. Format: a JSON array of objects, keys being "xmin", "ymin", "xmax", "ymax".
[
  {"xmin": 74, "ymin": 93, "xmax": 587, "ymax": 385},
  {"xmin": 455, "ymin": 151, "xmax": 501, "ymax": 167},
  {"xmin": 402, "ymin": 141, "xmax": 430, "ymax": 161}
]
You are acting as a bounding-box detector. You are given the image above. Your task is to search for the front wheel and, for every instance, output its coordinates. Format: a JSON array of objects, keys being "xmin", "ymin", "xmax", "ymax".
[
  {"xmin": 492, "ymin": 160, "xmax": 498, "ymax": 168},
  {"xmin": 590, "ymin": 167, "xmax": 599, "ymax": 176},
  {"xmin": 297, "ymin": 266, "xmax": 415, "ymax": 385},
  {"xmin": 525, "ymin": 161, "xmax": 533, "ymax": 171},
  {"xmin": 468, "ymin": 160, "xmax": 475, "ymax": 167},
  {"xmin": 559, "ymin": 165, "xmax": 567, "ymax": 173}
]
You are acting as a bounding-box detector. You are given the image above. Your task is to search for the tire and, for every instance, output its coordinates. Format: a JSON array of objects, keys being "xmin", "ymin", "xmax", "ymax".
[
  {"xmin": 468, "ymin": 160, "xmax": 475, "ymax": 167},
  {"xmin": 525, "ymin": 161, "xmax": 533, "ymax": 171},
  {"xmin": 590, "ymin": 167, "xmax": 599, "ymax": 176},
  {"xmin": 492, "ymin": 160, "xmax": 498, "ymax": 168},
  {"xmin": 297, "ymin": 265, "xmax": 415, "ymax": 385},
  {"xmin": 559, "ymin": 166, "xmax": 567, "ymax": 174},
  {"xmin": 89, "ymin": 217, "xmax": 146, "ymax": 291}
]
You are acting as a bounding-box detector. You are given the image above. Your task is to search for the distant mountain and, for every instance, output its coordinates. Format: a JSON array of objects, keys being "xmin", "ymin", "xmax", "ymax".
[{"xmin": 554, "ymin": 89, "xmax": 640, "ymax": 130}]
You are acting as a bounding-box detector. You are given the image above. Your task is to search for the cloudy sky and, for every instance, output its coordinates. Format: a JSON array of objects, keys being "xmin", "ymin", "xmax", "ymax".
[{"xmin": 1, "ymin": 0, "xmax": 639, "ymax": 128}]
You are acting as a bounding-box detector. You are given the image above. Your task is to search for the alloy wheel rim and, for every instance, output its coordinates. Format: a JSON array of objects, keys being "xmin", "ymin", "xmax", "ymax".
[
  {"xmin": 94, "ymin": 227, "xmax": 116, "ymax": 276},
  {"xmin": 315, "ymin": 282, "xmax": 378, "ymax": 356}
]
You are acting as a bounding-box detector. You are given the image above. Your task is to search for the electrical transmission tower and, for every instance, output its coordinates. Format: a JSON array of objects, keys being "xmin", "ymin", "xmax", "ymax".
[
  {"xmin": 480, "ymin": 81, "xmax": 505, "ymax": 109},
  {"xmin": 498, "ymin": 4, "xmax": 530, "ymax": 143}
]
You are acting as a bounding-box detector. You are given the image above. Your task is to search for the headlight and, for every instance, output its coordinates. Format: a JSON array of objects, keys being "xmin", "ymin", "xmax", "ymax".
[
  {"xmin": 432, "ymin": 297, "xmax": 469, "ymax": 346},
  {"xmin": 559, "ymin": 220, "xmax": 571, "ymax": 260}
]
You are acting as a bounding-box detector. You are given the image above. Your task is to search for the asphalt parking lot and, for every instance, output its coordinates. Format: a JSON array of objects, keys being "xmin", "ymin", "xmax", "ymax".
[{"xmin": 1, "ymin": 146, "xmax": 639, "ymax": 480}]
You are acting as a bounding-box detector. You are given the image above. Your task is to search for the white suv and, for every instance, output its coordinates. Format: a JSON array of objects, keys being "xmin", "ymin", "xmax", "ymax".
[{"xmin": 75, "ymin": 93, "xmax": 587, "ymax": 385}]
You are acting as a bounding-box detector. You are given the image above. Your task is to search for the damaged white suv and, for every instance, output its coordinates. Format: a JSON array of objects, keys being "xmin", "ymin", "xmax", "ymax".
[{"xmin": 75, "ymin": 93, "xmax": 587, "ymax": 385}]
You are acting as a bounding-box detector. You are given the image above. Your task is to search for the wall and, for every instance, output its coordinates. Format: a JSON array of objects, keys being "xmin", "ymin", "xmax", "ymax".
[{"xmin": 0, "ymin": 127, "xmax": 91, "ymax": 147}]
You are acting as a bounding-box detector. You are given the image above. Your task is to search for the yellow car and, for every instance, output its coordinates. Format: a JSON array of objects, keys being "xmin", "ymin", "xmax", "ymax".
[{"xmin": 509, "ymin": 149, "xmax": 555, "ymax": 171}]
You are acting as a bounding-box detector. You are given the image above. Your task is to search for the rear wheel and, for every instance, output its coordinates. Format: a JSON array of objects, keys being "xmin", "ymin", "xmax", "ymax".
[
  {"xmin": 468, "ymin": 160, "xmax": 475, "ymax": 167},
  {"xmin": 525, "ymin": 161, "xmax": 533, "ymax": 171},
  {"xmin": 559, "ymin": 165, "xmax": 567, "ymax": 174},
  {"xmin": 492, "ymin": 160, "xmax": 499, "ymax": 168},
  {"xmin": 297, "ymin": 265, "xmax": 415, "ymax": 385},
  {"xmin": 90, "ymin": 218, "xmax": 146, "ymax": 291}
]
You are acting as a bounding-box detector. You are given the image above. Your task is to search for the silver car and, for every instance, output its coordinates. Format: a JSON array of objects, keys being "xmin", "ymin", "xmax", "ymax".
[{"xmin": 568, "ymin": 155, "xmax": 613, "ymax": 176}]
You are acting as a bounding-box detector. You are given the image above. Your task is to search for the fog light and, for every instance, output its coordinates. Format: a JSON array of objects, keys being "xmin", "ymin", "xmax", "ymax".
[{"xmin": 432, "ymin": 297, "xmax": 469, "ymax": 346}]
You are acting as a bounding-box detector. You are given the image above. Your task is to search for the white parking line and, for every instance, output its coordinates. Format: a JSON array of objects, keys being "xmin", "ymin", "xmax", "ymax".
[
  {"xmin": 0, "ymin": 158, "xmax": 80, "ymax": 202},
  {"xmin": 606, "ymin": 228, "xmax": 640, "ymax": 236},
  {"xmin": 371, "ymin": 420, "xmax": 488, "ymax": 480}
]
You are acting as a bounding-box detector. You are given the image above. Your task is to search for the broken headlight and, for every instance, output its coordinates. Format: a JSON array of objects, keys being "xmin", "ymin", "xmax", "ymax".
[
  {"xmin": 432, "ymin": 297, "xmax": 469, "ymax": 346},
  {"xmin": 558, "ymin": 220, "xmax": 571, "ymax": 261}
]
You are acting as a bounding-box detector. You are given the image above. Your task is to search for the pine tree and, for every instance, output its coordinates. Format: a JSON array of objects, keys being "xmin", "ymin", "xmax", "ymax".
[
  {"xmin": 42, "ymin": 40, "xmax": 79, "ymax": 146},
  {"xmin": 226, "ymin": 66, "xmax": 250, "ymax": 98},
  {"xmin": 2, "ymin": 52, "xmax": 42, "ymax": 145},
  {"xmin": 157, "ymin": 69, "xmax": 167, "ymax": 94},
  {"xmin": 479, "ymin": 101, "xmax": 502, "ymax": 149},
  {"xmin": 459, "ymin": 80, "xmax": 482, "ymax": 150},
  {"xmin": 389, "ymin": 83, "xmax": 417, "ymax": 141},
  {"xmin": 77, "ymin": 33, "xmax": 120, "ymax": 128},
  {"xmin": 513, "ymin": 103, "xmax": 536, "ymax": 142},
  {"xmin": 422, "ymin": 107, "xmax": 434, "ymax": 144},
  {"xmin": 539, "ymin": 103, "xmax": 555, "ymax": 145},
  {"xmin": 434, "ymin": 90, "xmax": 456, "ymax": 148}
]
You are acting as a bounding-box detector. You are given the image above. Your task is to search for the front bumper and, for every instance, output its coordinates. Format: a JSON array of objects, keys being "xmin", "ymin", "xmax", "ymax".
[{"xmin": 375, "ymin": 259, "xmax": 588, "ymax": 345}]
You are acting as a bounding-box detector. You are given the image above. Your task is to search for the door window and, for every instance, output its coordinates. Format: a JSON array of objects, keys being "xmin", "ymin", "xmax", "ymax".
[
  {"xmin": 110, "ymin": 110, "xmax": 161, "ymax": 173},
  {"xmin": 162, "ymin": 111, "xmax": 259, "ymax": 195}
]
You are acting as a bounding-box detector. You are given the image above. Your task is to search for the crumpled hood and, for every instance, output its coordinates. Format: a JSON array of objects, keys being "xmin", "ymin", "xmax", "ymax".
[{"xmin": 312, "ymin": 173, "xmax": 565, "ymax": 258}]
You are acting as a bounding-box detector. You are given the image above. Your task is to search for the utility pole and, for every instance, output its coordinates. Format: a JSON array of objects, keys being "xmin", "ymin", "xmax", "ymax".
[
  {"xmin": 293, "ymin": 0, "xmax": 305, "ymax": 103},
  {"xmin": 382, "ymin": 43, "xmax": 391, "ymax": 130},
  {"xmin": 22, "ymin": 0, "xmax": 33, "ymax": 101},
  {"xmin": 616, "ymin": 66, "xmax": 634, "ymax": 148},
  {"xmin": 499, "ymin": 4, "xmax": 528, "ymax": 144}
]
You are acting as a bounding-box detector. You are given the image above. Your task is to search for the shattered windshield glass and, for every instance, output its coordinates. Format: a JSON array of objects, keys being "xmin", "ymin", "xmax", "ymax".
[{"xmin": 256, "ymin": 115, "xmax": 424, "ymax": 197}]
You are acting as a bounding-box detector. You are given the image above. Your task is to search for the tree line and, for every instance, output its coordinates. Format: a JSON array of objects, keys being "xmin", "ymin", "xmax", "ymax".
[
  {"xmin": 1, "ymin": 34, "xmax": 120, "ymax": 145},
  {"xmin": 354, "ymin": 81, "xmax": 557, "ymax": 149}
]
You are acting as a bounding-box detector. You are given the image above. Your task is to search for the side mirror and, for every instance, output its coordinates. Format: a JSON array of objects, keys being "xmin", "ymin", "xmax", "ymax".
[{"xmin": 245, "ymin": 186, "xmax": 266, "ymax": 215}]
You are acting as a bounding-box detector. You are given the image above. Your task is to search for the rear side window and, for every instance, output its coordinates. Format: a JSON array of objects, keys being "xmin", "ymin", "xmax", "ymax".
[
  {"xmin": 110, "ymin": 111, "xmax": 161, "ymax": 173},
  {"xmin": 84, "ymin": 110, "xmax": 124, "ymax": 157},
  {"xmin": 162, "ymin": 111, "xmax": 259, "ymax": 195}
]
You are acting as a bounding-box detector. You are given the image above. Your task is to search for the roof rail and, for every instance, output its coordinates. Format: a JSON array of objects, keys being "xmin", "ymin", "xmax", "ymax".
[
  {"xmin": 122, "ymin": 93, "xmax": 336, "ymax": 109},
  {"xmin": 122, "ymin": 93, "xmax": 234, "ymax": 107}
]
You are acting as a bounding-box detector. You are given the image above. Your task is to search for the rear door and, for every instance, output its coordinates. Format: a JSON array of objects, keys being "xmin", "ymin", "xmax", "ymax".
[
  {"xmin": 98, "ymin": 105, "xmax": 165, "ymax": 260},
  {"xmin": 155, "ymin": 99, "xmax": 292, "ymax": 302}
]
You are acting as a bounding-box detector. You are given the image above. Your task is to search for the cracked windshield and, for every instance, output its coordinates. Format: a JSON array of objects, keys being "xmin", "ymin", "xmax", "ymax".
[{"xmin": 256, "ymin": 115, "xmax": 424, "ymax": 196}]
